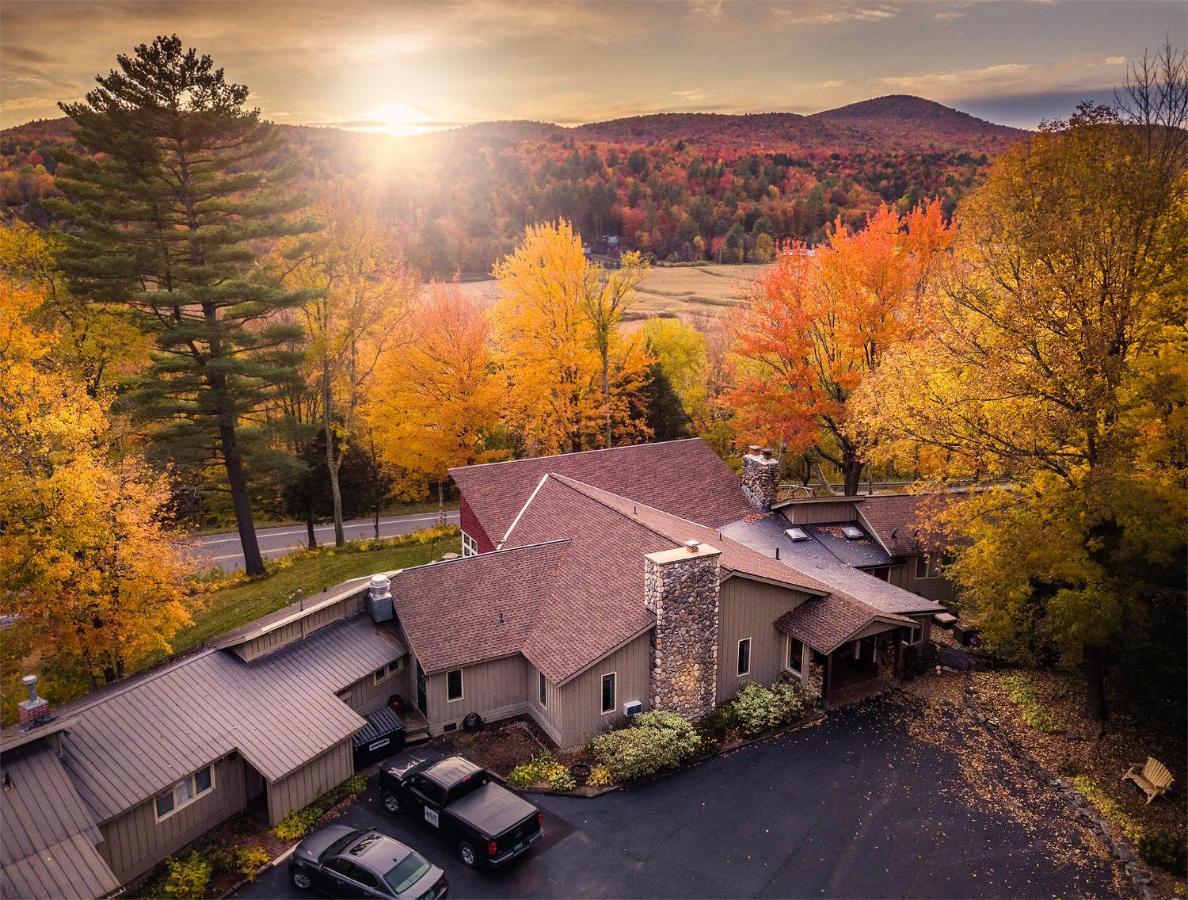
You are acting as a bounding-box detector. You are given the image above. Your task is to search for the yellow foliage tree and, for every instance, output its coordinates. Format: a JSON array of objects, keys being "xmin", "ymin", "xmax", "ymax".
[
  {"xmin": 640, "ymin": 317, "xmax": 709, "ymax": 426},
  {"xmin": 492, "ymin": 221, "xmax": 651, "ymax": 454},
  {"xmin": 367, "ymin": 282, "xmax": 503, "ymax": 509},
  {"xmin": 0, "ymin": 281, "xmax": 191, "ymax": 697}
]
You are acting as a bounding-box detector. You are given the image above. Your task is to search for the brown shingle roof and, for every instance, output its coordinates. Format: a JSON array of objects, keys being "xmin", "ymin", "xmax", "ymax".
[
  {"xmin": 775, "ymin": 598, "xmax": 912, "ymax": 654},
  {"xmin": 857, "ymin": 493, "xmax": 956, "ymax": 555},
  {"xmin": 0, "ymin": 746, "xmax": 119, "ymax": 900},
  {"xmin": 448, "ymin": 439, "xmax": 750, "ymax": 545}
]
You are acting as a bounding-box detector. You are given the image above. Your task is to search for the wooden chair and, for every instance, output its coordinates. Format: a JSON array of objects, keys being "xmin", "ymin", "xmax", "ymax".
[{"xmin": 1122, "ymin": 756, "xmax": 1174, "ymax": 804}]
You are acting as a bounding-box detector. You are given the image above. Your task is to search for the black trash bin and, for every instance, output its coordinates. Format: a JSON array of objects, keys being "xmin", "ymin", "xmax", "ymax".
[{"xmin": 353, "ymin": 707, "xmax": 406, "ymax": 769}]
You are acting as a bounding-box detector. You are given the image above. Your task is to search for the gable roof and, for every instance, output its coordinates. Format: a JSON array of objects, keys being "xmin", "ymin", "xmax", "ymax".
[
  {"xmin": 1, "ymin": 615, "xmax": 404, "ymax": 824},
  {"xmin": 449, "ymin": 439, "xmax": 750, "ymax": 545},
  {"xmin": 0, "ymin": 746, "xmax": 119, "ymax": 900},
  {"xmin": 858, "ymin": 493, "xmax": 955, "ymax": 555},
  {"xmin": 775, "ymin": 597, "xmax": 912, "ymax": 655}
]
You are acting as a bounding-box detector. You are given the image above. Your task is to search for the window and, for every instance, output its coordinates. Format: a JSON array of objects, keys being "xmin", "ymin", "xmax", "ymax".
[
  {"xmin": 461, "ymin": 532, "xmax": 478, "ymax": 557},
  {"xmin": 373, "ymin": 659, "xmax": 403, "ymax": 685},
  {"xmin": 868, "ymin": 566, "xmax": 891, "ymax": 582},
  {"xmin": 916, "ymin": 553, "xmax": 942, "ymax": 579},
  {"xmin": 154, "ymin": 764, "xmax": 215, "ymax": 822},
  {"xmin": 737, "ymin": 638, "xmax": 751, "ymax": 677},
  {"xmin": 538, "ymin": 671, "xmax": 547, "ymax": 708},
  {"xmin": 787, "ymin": 637, "xmax": 804, "ymax": 674},
  {"xmin": 784, "ymin": 527, "xmax": 809, "ymax": 542},
  {"xmin": 841, "ymin": 525, "xmax": 864, "ymax": 540},
  {"xmin": 446, "ymin": 668, "xmax": 463, "ymax": 702},
  {"xmin": 600, "ymin": 672, "xmax": 616, "ymax": 714}
]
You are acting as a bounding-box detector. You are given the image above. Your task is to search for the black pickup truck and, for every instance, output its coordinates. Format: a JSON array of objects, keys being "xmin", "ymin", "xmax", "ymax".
[{"xmin": 379, "ymin": 748, "xmax": 542, "ymax": 868}]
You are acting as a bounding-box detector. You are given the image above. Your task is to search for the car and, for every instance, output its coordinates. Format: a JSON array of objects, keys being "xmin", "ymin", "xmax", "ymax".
[
  {"xmin": 379, "ymin": 747, "xmax": 543, "ymax": 868},
  {"xmin": 289, "ymin": 824, "xmax": 448, "ymax": 899}
]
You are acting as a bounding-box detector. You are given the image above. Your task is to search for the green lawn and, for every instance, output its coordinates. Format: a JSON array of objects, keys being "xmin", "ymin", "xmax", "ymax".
[{"xmin": 174, "ymin": 529, "xmax": 461, "ymax": 655}]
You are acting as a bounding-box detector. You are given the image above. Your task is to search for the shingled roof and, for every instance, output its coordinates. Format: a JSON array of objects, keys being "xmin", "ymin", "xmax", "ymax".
[
  {"xmin": 775, "ymin": 598, "xmax": 913, "ymax": 655},
  {"xmin": 857, "ymin": 493, "xmax": 956, "ymax": 555},
  {"xmin": 448, "ymin": 438, "xmax": 750, "ymax": 546}
]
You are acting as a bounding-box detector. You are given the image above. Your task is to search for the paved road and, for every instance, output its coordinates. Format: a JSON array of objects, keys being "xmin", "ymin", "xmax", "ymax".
[
  {"xmin": 236, "ymin": 698, "xmax": 1119, "ymax": 899},
  {"xmin": 193, "ymin": 511, "xmax": 460, "ymax": 572}
]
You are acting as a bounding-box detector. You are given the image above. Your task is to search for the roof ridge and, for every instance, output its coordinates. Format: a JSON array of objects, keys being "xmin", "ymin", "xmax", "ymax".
[
  {"xmin": 546, "ymin": 474, "xmax": 699, "ymax": 547},
  {"xmin": 448, "ymin": 437, "xmax": 701, "ymax": 474}
]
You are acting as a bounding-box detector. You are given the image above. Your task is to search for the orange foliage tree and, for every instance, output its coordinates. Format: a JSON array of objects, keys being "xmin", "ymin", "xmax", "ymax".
[{"xmin": 728, "ymin": 202, "xmax": 954, "ymax": 494}]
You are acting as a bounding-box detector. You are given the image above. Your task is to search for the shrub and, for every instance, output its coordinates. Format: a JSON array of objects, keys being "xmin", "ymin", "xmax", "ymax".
[
  {"xmin": 586, "ymin": 765, "xmax": 615, "ymax": 788},
  {"xmin": 1139, "ymin": 831, "xmax": 1188, "ymax": 877},
  {"xmin": 234, "ymin": 845, "xmax": 271, "ymax": 878},
  {"xmin": 272, "ymin": 774, "xmax": 369, "ymax": 840},
  {"xmin": 591, "ymin": 710, "xmax": 702, "ymax": 781},
  {"xmin": 698, "ymin": 703, "xmax": 738, "ymax": 742},
  {"xmin": 162, "ymin": 852, "xmax": 212, "ymax": 900},
  {"xmin": 506, "ymin": 752, "xmax": 574, "ymax": 790},
  {"xmin": 1001, "ymin": 673, "xmax": 1063, "ymax": 733},
  {"xmin": 732, "ymin": 683, "xmax": 785, "ymax": 736}
]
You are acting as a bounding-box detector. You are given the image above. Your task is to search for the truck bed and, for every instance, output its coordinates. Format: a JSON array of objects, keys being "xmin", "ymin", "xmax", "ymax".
[{"xmin": 448, "ymin": 783, "xmax": 537, "ymax": 838}]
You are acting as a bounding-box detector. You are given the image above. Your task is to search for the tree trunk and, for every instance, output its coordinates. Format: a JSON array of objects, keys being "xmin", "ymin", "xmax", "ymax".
[
  {"xmin": 374, "ymin": 506, "xmax": 380, "ymax": 540},
  {"xmin": 322, "ymin": 363, "xmax": 345, "ymax": 547},
  {"xmin": 305, "ymin": 504, "xmax": 317, "ymax": 550},
  {"xmin": 841, "ymin": 449, "xmax": 863, "ymax": 496},
  {"xmin": 1084, "ymin": 645, "xmax": 1109, "ymax": 733},
  {"xmin": 437, "ymin": 480, "xmax": 446, "ymax": 528},
  {"xmin": 602, "ymin": 355, "xmax": 612, "ymax": 449},
  {"xmin": 219, "ymin": 419, "xmax": 265, "ymax": 576}
]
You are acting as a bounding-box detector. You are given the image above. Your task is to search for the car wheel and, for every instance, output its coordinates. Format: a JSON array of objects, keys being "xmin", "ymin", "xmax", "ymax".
[
  {"xmin": 459, "ymin": 842, "xmax": 477, "ymax": 867},
  {"xmin": 291, "ymin": 870, "xmax": 312, "ymax": 890},
  {"xmin": 382, "ymin": 791, "xmax": 402, "ymax": 813}
]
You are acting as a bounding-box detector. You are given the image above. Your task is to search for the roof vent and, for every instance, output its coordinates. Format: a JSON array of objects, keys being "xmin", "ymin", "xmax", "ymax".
[
  {"xmin": 684, "ymin": 539, "xmax": 702, "ymax": 553},
  {"xmin": 367, "ymin": 574, "xmax": 394, "ymax": 623},
  {"xmin": 841, "ymin": 525, "xmax": 864, "ymax": 541},
  {"xmin": 784, "ymin": 527, "xmax": 809, "ymax": 542}
]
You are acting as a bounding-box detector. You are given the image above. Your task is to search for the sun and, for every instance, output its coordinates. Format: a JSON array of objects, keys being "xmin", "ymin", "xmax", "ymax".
[{"xmin": 366, "ymin": 102, "xmax": 437, "ymax": 137}]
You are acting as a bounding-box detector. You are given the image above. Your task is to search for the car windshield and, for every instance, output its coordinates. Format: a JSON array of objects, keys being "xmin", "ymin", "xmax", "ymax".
[
  {"xmin": 384, "ymin": 851, "xmax": 431, "ymax": 895},
  {"xmin": 320, "ymin": 830, "xmax": 364, "ymax": 862}
]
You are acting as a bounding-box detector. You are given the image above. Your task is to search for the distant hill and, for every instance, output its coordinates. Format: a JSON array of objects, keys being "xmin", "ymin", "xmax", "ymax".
[{"xmin": 1, "ymin": 95, "xmax": 1028, "ymax": 277}]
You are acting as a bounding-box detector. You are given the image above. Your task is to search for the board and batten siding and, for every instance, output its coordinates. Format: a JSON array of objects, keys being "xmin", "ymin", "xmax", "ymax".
[
  {"xmin": 266, "ymin": 740, "xmax": 353, "ymax": 826},
  {"xmin": 717, "ymin": 577, "xmax": 813, "ymax": 702},
  {"xmin": 339, "ymin": 662, "xmax": 405, "ymax": 716},
  {"xmin": 99, "ymin": 755, "xmax": 247, "ymax": 884},
  {"xmin": 425, "ymin": 655, "xmax": 527, "ymax": 735},
  {"xmin": 232, "ymin": 593, "xmax": 366, "ymax": 662},
  {"xmin": 780, "ymin": 501, "xmax": 860, "ymax": 526},
  {"xmin": 544, "ymin": 632, "xmax": 652, "ymax": 749}
]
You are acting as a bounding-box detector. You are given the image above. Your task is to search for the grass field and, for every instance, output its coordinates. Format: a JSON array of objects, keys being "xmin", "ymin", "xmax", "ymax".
[{"xmin": 438, "ymin": 262, "xmax": 766, "ymax": 328}]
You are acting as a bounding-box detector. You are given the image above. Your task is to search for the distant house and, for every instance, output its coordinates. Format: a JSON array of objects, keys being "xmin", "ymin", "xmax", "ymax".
[{"xmin": 0, "ymin": 438, "xmax": 957, "ymax": 898}]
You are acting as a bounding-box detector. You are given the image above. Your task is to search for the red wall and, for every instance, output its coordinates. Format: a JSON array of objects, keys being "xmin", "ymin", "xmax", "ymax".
[{"xmin": 459, "ymin": 494, "xmax": 495, "ymax": 553}]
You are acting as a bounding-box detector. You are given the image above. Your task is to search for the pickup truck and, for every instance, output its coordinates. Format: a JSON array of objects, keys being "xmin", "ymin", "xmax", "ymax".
[{"xmin": 379, "ymin": 747, "xmax": 542, "ymax": 868}]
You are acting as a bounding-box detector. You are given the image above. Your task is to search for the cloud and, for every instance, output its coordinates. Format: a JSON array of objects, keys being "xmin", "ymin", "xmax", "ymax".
[
  {"xmin": 880, "ymin": 62, "xmax": 1037, "ymax": 92},
  {"xmin": 773, "ymin": 3, "xmax": 898, "ymax": 26}
]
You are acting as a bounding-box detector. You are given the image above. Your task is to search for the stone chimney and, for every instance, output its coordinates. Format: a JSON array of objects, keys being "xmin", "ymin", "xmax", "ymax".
[
  {"xmin": 644, "ymin": 540, "xmax": 720, "ymax": 720},
  {"xmin": 18, "ymin": 674, "xmax": 50, "ymax": 730},
  {"xmin": 741, "ymin": 446, "xmax": 780, "ymax": 510}
]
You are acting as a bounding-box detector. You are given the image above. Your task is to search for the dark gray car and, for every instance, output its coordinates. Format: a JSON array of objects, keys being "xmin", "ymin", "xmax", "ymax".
[{"xmin": 289, "ymin": 825, "xmax": 448, "ymax": 899}]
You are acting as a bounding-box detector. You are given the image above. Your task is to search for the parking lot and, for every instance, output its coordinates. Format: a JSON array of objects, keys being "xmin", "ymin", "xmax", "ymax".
[{"xmin": 237, "ymin": 696, "xmax": 1121, "ymax": 899}]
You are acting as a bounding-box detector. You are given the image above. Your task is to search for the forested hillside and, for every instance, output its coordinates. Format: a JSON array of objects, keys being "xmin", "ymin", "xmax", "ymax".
[{"xmin": 1, "ymin": 95, "xmax": 1023, "ymax": 277}]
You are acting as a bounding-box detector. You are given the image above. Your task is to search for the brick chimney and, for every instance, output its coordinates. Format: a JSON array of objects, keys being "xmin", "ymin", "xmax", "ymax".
[
  {"xmin": 644, "ymin": 540, "xmax": 720, "ymax": 720},
  {"xmin": 18, "ymin": 674, "xmax": 50, "ymax": 729},
  {"xmin": 741, "ymin": 446, "xmax": 780, "ymax": 510}
]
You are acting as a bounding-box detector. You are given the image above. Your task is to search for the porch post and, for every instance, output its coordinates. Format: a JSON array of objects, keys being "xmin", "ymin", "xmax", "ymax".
[
  {"xmin": 893, "ymin": 631, "xmax": 905, "ymax": 684},
  {"xmin": 822, "ymin": 652, "xmax": 834, "ymax": 708}
]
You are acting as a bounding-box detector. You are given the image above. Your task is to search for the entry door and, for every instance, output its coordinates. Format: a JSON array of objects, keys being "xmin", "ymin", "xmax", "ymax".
[{"xmin": 416, "ymin": 660, "xmax": 428, "ymax": 715}]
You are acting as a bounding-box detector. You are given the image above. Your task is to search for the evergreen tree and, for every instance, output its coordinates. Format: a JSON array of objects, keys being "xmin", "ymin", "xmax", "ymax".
[
  {"xmin": 638, "ymin": 362, "xmax": 691, "ymax": 442},
  {"xmin": 49, "ymin": 35, "xmax": 314, "ymax": 574}
]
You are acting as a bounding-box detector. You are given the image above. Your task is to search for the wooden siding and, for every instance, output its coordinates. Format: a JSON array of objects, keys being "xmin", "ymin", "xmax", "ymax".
[
  {"xmin": 99, "ymin": 755, "xmax": 246, "ymax": 884},
  {"xmin": 338, "ymin": 661, "xmax": 405, "ymax": 716},
  {"xmin": 459, "ymin": 495, "xmax": 495, "ymax": 553},
  {"xmin": 425, "ymin": 655, "xmax": 527, "ymax": 735},
  {"xmin": 718, "ymin": 577, "xmax": 813, "ymax": 701},
  {"xmin": 550, "ymin": 633, "xmax": 652, "ymax": 748},
  {"xmin": 779, "ymin": 500, "xmax": 860, "ymax": 525},
  {"xmin": 233, "ymin": 593, "xmax": 365, "ymax": 662},
  {"xmin": 266, "ymin": 741, "xmax": 353, "ymax": 826},
  {"xmin": 896, "ymin": 559, "xmax": 956, "ymax": 604}
]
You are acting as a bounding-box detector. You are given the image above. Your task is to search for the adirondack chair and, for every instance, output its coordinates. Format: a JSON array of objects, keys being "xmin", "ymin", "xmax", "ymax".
[{"xmin": 1122, "ymin": 756, "xmax": 1174, "ymax": 804}]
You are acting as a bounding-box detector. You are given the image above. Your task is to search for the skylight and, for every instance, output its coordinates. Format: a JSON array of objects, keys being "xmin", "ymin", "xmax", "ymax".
[
  {"xmin": 784, "ymin": 527, "xmax": 809, "ymax": 542},
  {"xmin": 841, "ymin": 525, "xmax": 864, "ymax": 540}
]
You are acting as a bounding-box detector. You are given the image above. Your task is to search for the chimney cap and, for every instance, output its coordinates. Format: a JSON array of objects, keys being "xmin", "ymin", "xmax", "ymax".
[
  {"xmin": 20, "ymin": 674, "xmax": 36, "ymax": 687},
  {"xmin": 747, "ymin": 444, "xmax": 761, "ymax": 454},
  {"xmin": 684, "ymin": 539, "xmax": 701, "ymax": 553}
]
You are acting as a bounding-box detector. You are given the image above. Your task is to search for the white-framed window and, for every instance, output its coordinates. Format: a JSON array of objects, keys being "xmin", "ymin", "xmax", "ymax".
[
  {"xmin": 446, "ymin": 669, "xmax": 463, "ymax": 702},
  {"xmin": 538, "ymin": 671, "xmax": 548, "ymax": 708},
  {"xmin": 373, "ymin": 659, "xmax": 403, "ymax": 685},
  {"xmin": 786, "ymin": 636, "xmax": 804, "ymax": 674},
  {"xmin": 737, "ymin": 638, "xmax": 751, "ymax": 677},
  {"xmin": 461, "ymin": 532, "xmax": 478, "ymax": 557},
  {"xmin": 154, "ymin": 764, "xmax": 215, "ymax": 822},
  {"xmin": 600, "ymin": 672, "xmax": 616, "ymax": 714}
]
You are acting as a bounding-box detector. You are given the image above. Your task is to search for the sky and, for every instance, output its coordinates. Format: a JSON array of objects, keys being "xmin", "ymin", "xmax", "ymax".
[{"xmin": 1, "ymin": 0, "xmax": 1184, "ymax": 133}]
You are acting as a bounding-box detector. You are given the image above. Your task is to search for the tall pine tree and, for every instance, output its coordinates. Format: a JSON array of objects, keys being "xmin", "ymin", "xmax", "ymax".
[{"xmin": 50, "ymin": 35, "xmax": 314, "ymax": 574}]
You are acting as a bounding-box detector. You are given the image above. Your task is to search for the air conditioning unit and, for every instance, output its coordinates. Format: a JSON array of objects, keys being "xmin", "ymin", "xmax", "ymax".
[{"xmin": 622, "ymin": 700, "xmax": 643, "ymax": 718}]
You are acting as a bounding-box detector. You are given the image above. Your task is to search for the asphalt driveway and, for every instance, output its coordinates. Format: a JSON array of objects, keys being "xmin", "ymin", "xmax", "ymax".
[{"xmin": 237, "ymin": 696, "xmax": 1121, "ymax": 899}]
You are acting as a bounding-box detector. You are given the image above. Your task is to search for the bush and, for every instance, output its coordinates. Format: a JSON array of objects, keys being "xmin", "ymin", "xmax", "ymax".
[
  {"xmin": 235, "ymin": 845, "xmax": 271, "ymax": 878},
  {"xmin": 587, "ymin": 765, "xmax": 615, "ymax": 788},
  {"xmin": 1139, "ymin": 831, "xmax": 1188, "ymax": 877},
  {"xmin": 591, "ymin": 710, "xmax": 702, "ymax": 781},
  {"xmin": 1001, "ymin": 673, "xmax": 1063, "ymax": 733},
  {"xmin": 697, "ymin": 703, "xmax": 738, "ymax": 742},
  {"xmin": 272, "ymin": 774, "xmax": 368, "ymax": 840},
  {"xmin": 730, "ymin": 681, "xmax": 818, "ymax": 737},
  {"xmin": 162, "ymin": 852, "xmax": 212, "ymax": 900},
  {"xmin": 507, "ymin": 752, "xmax": 574, "ymax": 790}
]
